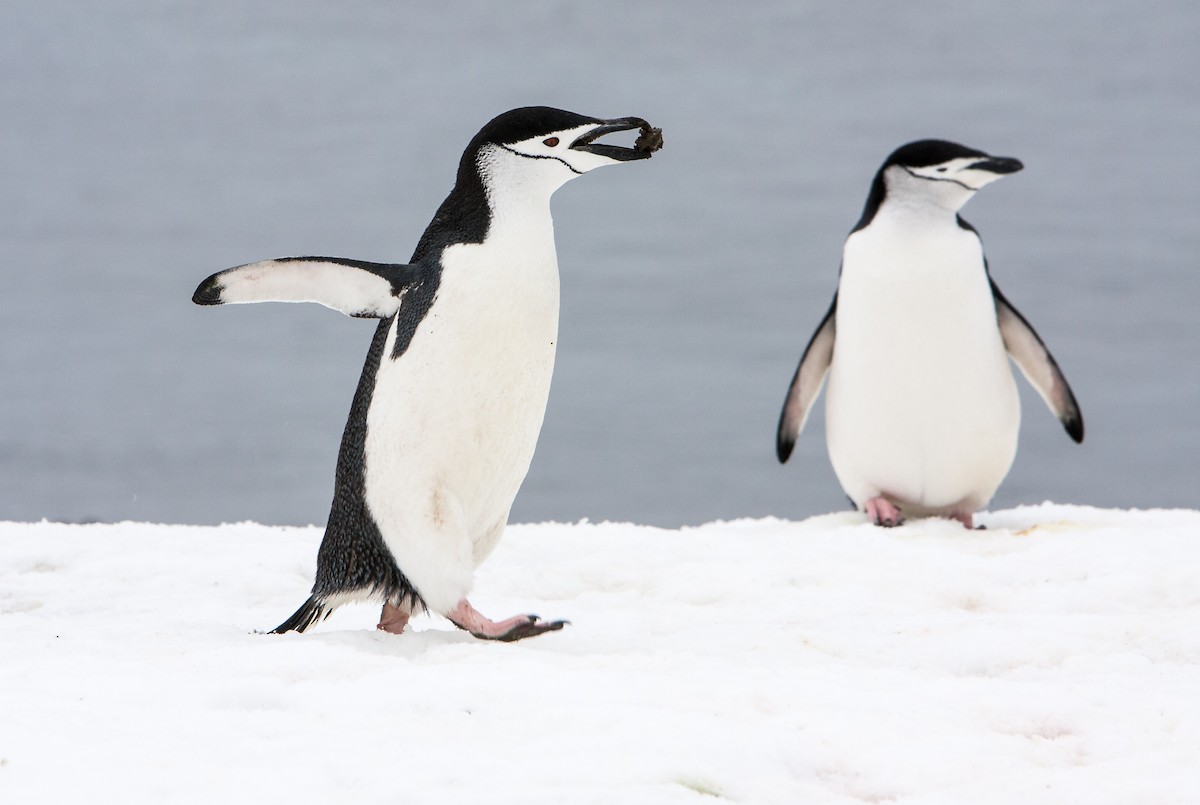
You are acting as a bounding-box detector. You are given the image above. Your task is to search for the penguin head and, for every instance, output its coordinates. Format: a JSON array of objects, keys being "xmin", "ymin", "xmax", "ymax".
[
  {"xmin": 467, "ymin": 106, "xmax": 657, "ymax": 199},
  {"xmin": 875, "ymin": 139, "xmax": 1023, "ymax": 214}
]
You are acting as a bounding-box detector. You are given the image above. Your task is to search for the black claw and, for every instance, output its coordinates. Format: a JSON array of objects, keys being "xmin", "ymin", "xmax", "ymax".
[
  {"xmin": 452, "ymin": 615, "xmax": 569, "ymax": 643},
  {"xmin": 481, "ymin": 618, "xmax": 569, "ymax": 643}
]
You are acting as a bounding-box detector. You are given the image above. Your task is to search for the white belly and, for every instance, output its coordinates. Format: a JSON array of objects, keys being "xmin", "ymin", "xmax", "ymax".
[
  {"xmin": 825, "ymin": 216, "xmax": 1020, "ymax": 516},
  {"xmin": 362, "ymin": 234, "xmax": 559, "ymax": 612}
]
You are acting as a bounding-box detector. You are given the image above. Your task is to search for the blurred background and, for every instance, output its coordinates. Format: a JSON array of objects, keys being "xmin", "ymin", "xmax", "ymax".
[{"xmin": 2, "ymin": 1, "xmax": 1197, "ymax": 527}]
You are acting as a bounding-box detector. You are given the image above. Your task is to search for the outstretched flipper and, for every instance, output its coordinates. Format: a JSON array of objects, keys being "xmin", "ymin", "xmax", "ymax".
[
  {"xmin": 777, "ymin": 294, "xmax": 837, "ymax": 462},
  {"xmin": 193, "ymin": 256, "xmax": 420, "ymax": 319},
  {"xmin": 991, "ymin": 279, "xmax": 1084, "ymax": 443}
]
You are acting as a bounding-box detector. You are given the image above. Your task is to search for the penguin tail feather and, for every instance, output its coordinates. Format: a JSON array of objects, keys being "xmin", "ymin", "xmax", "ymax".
[{"xmin": 270, "ymin": 595, "xmax": 332, "ymax": 634}]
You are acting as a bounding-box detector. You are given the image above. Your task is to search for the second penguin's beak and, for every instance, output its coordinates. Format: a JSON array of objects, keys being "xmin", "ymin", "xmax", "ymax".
[
  {"xmin": 968, "ymin": 155, "xmax": 1024, "ymax": 175},
  {"xmin": 570, "ymin": 117, "xmax": 664, "ymax": 161}
]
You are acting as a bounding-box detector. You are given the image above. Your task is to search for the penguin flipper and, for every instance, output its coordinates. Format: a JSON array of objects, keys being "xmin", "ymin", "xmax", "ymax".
[
  {"xmin": 193, "ymin": 257, "xmax": 419, "ymax": 319},
  {"xmin": 991, "ymin": 280, "xmax": 1084, "ymax": 443},
  {"xmin": 776, "ymin": 294, "xmax": 837, "ymax": 463}
]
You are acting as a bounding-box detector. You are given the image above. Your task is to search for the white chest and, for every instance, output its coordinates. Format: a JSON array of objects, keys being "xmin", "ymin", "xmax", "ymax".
[
  {"xmin": 825, "ymin": 210, "xmax": 1020, "ymax": 511},
  {"xmin": 364, "ymin": 211, "xmax": 562, "ymax": 530},
  {"xmin": 835, "ymin": 213, "xmax": 1004, "ymax": 376}
]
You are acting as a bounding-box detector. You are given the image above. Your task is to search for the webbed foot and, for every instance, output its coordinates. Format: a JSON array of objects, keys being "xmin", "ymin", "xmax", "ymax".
[
  {"xmin": 446, "ymin": 599, "xmax": 568, "ymax": 642},
  {"xmin": 865, "ymin": 497, "xmax": 905, "ymax": 528}
]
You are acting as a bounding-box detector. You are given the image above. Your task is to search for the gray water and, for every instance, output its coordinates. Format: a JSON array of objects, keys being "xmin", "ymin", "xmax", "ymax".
[{"xmin": 2, "ymin": 1, "xmax": 1198, "ymax": 527}]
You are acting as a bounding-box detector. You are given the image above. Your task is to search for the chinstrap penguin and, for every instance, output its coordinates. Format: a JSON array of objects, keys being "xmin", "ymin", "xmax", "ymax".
[
  {"xmin": 195, "ymin": 107, "xmax": 662, "ymax": 640},
  {"xmin": 776, "ymin": 139, "xmax": 1083, "ymax": 529}
]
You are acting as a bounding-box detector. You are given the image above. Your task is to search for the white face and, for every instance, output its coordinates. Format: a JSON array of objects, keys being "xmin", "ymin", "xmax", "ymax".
[
  {"xmin": 885, "ymin": 156, "xmax": 1017, "ymax": 214},
  {"xmin": 903, "ymin": 157, "xmax": 1008, "ymax": 191},
  {"xmin": 494, "ymin": 123, "xmax": 631, "ymax": 177}
]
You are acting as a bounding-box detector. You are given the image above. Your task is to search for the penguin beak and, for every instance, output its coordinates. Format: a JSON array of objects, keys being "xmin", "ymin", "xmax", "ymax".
[
  {"xmin": 968, "ymin": 156, "xmax": 1024, "ymax": 175},
  {"xmin": 570, "ymin": 117, "xmax": 663, "ymax": 161}
]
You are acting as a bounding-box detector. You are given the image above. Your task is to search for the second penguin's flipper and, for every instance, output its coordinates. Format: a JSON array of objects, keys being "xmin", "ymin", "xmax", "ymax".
[
  {"xmin": 776, "ymin": 294, "xmax": 837, "ymax": 463},
  {"xmin": 991, "ymin": 280, "xmax": 1084, "ymax": 443},
  {"xmin": 192, "ymin": 257, "xmax": 420, "ymax": 319}
]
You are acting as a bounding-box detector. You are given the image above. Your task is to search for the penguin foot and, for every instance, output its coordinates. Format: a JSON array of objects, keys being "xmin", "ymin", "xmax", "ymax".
[
  {"xmin": 951, "ymin": 512, "xmax": 976, "ymax": 529},
  {"xmin": 446, "ymin": 599, "xmax": 568, "ymax": 643},
  {"xmin": 377, "ymin": 602, "xmax": 412, "ymax": 635},
  {"xmin": 865, "ymin": 497, "xmax": 905, "ymax": 527}
]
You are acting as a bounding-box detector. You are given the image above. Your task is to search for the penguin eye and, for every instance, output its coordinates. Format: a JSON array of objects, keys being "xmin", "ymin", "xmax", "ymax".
[{"xmin": 543, "ymin": 137, "xmax": 560, "ymax": 147}]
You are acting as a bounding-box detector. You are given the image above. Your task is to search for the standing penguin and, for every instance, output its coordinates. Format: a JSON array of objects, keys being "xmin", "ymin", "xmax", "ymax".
[
  {"xmin": 776, "ymin": 140, "xmax": 1082, "ymax": 529},
  {"xmin": 195, "ymin": 107, "xmax": 662, "ymax": 640}
]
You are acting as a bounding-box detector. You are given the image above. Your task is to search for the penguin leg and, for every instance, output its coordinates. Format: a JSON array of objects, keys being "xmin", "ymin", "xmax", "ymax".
[
  {"xmin": 864, "ymin": 497, "xmax": 905, "ymax": 527},
  {"xmin": 445, "ymin": 599, "xmax": 567, "ymax": 643},
  {"xmin": 950, "ymin": 512, "xmax": 976, "ymax": 529},
  {"xmin": 377, "ymin": 601, "xmax": 412, "ymax": 635}
]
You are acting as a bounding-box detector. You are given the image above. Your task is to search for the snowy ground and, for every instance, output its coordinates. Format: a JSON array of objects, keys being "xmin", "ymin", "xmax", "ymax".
[{"xmin": 2, "ymin": 504, "xmax": 1198, "ymax": 804}]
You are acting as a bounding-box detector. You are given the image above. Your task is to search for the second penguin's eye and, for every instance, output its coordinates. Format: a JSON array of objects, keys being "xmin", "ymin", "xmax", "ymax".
[{"xmin": 543, "ymin": 137, "xmax": 560, "ymax": 147}]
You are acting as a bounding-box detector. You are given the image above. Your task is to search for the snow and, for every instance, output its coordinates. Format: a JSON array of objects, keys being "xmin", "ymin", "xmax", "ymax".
[{"xmin": 2, "ymin": 504, "xmax": 1198, "ymax": 803}]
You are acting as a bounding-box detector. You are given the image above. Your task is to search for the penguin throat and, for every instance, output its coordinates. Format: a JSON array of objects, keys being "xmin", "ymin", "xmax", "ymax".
[{"xmin": 474, "ymin": 147, "xmax": 564, "ymax": 239}]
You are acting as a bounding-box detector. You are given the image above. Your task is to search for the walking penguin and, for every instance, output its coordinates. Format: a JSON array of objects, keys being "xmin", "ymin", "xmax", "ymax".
[
  {"xmin": 776, "ymin": 139, "xmax": 1082, "ymax": 528},
  {"xmin": 194, "ymin": 107, "xmax": 663, "ymax": 639}
]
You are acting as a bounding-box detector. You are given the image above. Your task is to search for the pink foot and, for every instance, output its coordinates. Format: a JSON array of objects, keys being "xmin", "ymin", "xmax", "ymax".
[
  {"xmin": 950, "ymin": 512, "xmax": 976, "ymax": 529},
  {"xmin": 445, "ymin": 599, "xmax": 567, "ymax": 643},
  {"xmin": 377, "ymin": 602, "xmax": 411, "ymax": 635},
  {"xmin": 865, "ymin": 497, "xmax": 905, "ymax": 527}
]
